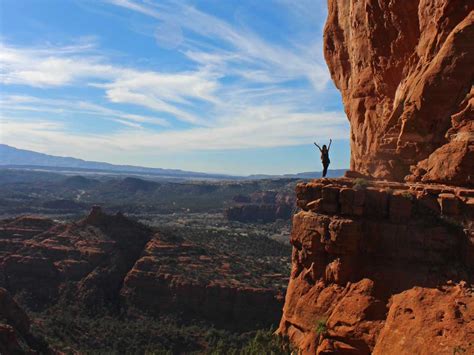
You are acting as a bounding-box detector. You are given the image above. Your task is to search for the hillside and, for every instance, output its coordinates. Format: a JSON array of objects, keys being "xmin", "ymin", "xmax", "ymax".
[{"xmin": 0, "ymin": 144, "xmax": 232, "ymax": 180}]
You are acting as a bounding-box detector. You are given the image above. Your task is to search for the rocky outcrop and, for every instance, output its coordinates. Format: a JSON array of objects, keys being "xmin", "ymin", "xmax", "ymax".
[
  {"xmin": 121, "ymin": 238, "xmax": 284, "ymax": 329},
  {"xmin": 0, "ymin": 208, "xmax": 285, "ymax": 329},
  {"xmin": 277, "ymin": 178, "xmax": 474, "ymax": 354},
  {"xmin": 373, "ymin": 284, "xmax": 474, "ymax": 355},
  {"xmin": 278, "ymin": 1, "xmax": 474, "ymax": 350},
  {"xmin": 225, "ymin": 190, "xmax": 295, "ymax": 223},
  {"xmin": 324, "ymin": 0, "xmax": 474, "ymax": 184},
  {"xmin": 0, "ymin": 206, "xmax": 152, "ymax": 309},
  {"xmin": 0, "ymin": 288, "xmax": 53, "ymax": 354}
]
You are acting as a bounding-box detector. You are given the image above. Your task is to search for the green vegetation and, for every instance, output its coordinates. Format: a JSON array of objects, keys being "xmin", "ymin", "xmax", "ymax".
[
  {"xmin": 29, "ymin": 304, "xmax": 291, "ymax": 354},
  {"xmin": 0, "ymin": 169, "xmax": 297, "ymax": 217},
  {"xmin": 208, "ymin": 329, "xmax": 291, "ymax": 355},
  {"xmin": 314, "ymin": 318, "xmax": 328, "ymax": 337},
  {"xmin": 453, "ymin": 345, "xmax": 467, "ymax": 354},
  {"xmin": 2, "ymin": 170, "xmax": 296, "ymax": 353},
  {"xmin": 352, "ymin": 178, "xmax": 369, "ymax": 190},
  {"xmin": 143, "ymin": 221, "xmax": 291, "ymax": 290},
  {"xmin": 401, "ymin": 190, "xmax": 414, "ymax": 200}
]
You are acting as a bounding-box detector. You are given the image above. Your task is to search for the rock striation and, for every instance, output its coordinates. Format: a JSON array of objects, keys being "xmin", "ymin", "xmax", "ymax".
[
  {"xmin": 280, "ymin": 3, "xmax": 474, "ymax": 350},
  {"xmin": 277, "ymin": 178, "xmax": 474, "ymax": 354},
  {"xmin": 324, "ymin": 0, "xmax": 473, "ymax": 184},
  {"xmin": 225, "ymin": 190, "xmax": 295, "ymax": 223},
  {"xmin": 121, "ymin": 237, "xmax": 283, "ymax": 328}
]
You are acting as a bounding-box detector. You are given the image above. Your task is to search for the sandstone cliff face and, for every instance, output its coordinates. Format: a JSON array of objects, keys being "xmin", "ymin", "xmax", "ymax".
[
  {"xmin": 225, "ymin": 190, "xmax": 295, "ymax": 223},
  {"xmin": 277, "ymin": 179, "xmax": 474, "ymax": 354},
  {"xmin": 121, "ymin": 237, "xmax": 284, "ymax": 328},
  {"xmin": 324, "ymin": 0, "xmax": 473, "ymax": 184}
]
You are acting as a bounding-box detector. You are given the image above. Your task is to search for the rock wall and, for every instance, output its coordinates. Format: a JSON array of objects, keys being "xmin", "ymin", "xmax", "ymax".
[
  {"xmin": 225, "ymin": 204, "xmax": 292, "ymax": 223},
  {"xmin": 324, "ymin": 0, "xmax": 473, "ymax": 184},
  {"xmin": 121, "ymin": 238, "xmax": 284, "ymax": 329},
  {"xmin": 225, "ymin": 190, "xmax": 295, "ymax": 223},
  {"xmin": 277, "ymin": 178, "xmax": 474, "ymax": 354}
]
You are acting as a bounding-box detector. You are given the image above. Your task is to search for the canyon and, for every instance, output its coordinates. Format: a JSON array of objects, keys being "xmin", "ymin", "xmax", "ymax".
[{"xmin": 0, "ymin": 206, "xmax": 287, "ymax": 352}]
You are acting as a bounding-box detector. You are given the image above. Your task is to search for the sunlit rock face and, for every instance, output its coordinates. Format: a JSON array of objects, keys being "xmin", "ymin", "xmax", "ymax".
[
  {"xmin": 277, "ymin": 179, "xmax": 474, "ymax": 354},
  {"xmin": 324, "ymin": 0, "xmax": 474, "ymax": 185}
]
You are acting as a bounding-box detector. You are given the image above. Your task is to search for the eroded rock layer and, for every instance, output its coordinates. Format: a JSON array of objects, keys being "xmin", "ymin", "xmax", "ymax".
[
  {"xmin": 277, "ymin": 178, "xmax": 474, "ymax": 354},
  {"xmin": 0, "ymin": 208, "xmax": 284, "ymax": 329},
  {"xmin": 324, "ymin": 0, "xmax": 474, "ymax": 184},
  {"xmin": 225, "ymin": 190, "xmax": 295, "ymax": 223}
]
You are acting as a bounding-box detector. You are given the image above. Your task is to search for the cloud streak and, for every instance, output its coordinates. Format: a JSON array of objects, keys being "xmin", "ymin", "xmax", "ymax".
[
  {"xmin": 1, "ymin": 110, "xmax": 347, "ymax": 154},
  {"xmin": 0, "ymin": 0, "xmax": 348, "ymax": 173},
  {"xmin": 0, "ymin": 42, "xmax": 218, "ymax": 124},
  {"xmin": 105, "ymin": 0, "xmax": 330, "ymax": 89}
]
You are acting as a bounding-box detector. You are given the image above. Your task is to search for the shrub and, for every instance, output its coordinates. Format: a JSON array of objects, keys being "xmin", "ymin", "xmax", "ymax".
[
  {"xmin": 453, "ymin": 345, "xmax": 466, "ymax": 354},
  {"xmin": 314, "ymin": 318, "xmax": 328, "ymax": 336},
  {"xmin": 353, "ymin": 178, "xmax": 369, "ymax": 190},
  {"xmin": 207, "ymin": 328, "xmax": 291, "ymax": 355},
  {"xmin": 401, "ymin": 191, "xmax": 414, "ymax": 200}
]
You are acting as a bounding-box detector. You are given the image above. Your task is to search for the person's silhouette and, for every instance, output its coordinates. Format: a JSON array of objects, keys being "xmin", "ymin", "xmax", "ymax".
[{"xmin": 314, "ymin": 139, "xmax": 332, "ymax": 177}]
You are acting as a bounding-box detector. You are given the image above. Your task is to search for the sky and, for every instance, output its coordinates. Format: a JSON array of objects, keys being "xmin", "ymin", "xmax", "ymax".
[{"xmin": 0, "ymin": 0, "xmax": 350, "ymax": 175}]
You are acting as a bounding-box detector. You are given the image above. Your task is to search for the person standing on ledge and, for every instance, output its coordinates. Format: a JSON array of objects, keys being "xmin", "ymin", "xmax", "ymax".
[{"xmin": 314, "ymin": 139, "xmax": 332, "ymax": 177}]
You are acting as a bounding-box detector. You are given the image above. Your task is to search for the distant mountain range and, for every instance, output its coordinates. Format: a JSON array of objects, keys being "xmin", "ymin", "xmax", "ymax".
[{"xmin": 0, "ymin": 144, "xmax": 346, "ymax": 180}]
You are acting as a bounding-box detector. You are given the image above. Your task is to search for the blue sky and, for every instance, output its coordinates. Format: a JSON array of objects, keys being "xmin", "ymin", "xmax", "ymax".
[{"xmin": 0, "ymin": 0, "xmax": 350, "ymax": 175}]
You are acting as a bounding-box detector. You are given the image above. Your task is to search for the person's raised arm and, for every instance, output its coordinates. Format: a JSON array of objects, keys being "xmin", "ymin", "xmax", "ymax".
[
  {"xmin": 328, "ymin": 139, "xmax": 332, "ymax": 151},
  {"xmin": 314, "ymin": 142, "xmax": 322, "ymax": 151}
]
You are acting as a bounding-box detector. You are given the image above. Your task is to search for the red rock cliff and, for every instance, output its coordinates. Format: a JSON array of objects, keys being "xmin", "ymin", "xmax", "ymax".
[
  {"xmin": 324, "ymin": 0, "xmax": 473, "ymax": 184},
  {"xmin": 277, "ymin": 179, "xmax": 474, "ymax": 354}
]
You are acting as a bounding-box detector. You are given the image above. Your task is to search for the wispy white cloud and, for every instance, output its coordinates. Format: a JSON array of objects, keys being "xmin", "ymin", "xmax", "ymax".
[
  {"xmin": 0, "ymin": 95, "xmax": 170, "ymax": 128},
  {"xmin": 105, "ymin": 0, "xmax": 330, "ymax": 89},
  {"xmin": 0, "ymin": 42, "xmax": 218, "ymax": 124},
  {"xmin": 0, "ymin": 0, "xmax": 348, "ymax": 173},
  {"xmin": 0, "ymin": 109, "xmax": 347, "ymax": 156}
]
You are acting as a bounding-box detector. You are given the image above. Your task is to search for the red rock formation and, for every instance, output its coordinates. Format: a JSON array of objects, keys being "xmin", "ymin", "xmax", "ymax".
[
  {"xmin": 0, "ymin": 288, "xmax": 53, "ymax": 354},
  {"xmin": 0, "ymin": 207, "xmax": 152, "ymax": 308},
  {"xmin": 324, "ymin": 0, "xmax": 474, "ymax": 184},
  {"xmin": 121, "ymin": 238, "xmax": 284, "ymax": 328},
  {"xmin": 0, "ymin": 208, "xmax": 285, "ymax": 329},
  {"xmin": 373, "ymin": 284, "xmax": 474, "ymax": 354},
  {"xmin": 277, "ymin": 179, "xmax": 474, "ymax": 354},
  {"xmin": 226, "ymin": 190, "xmax": 295, "ymax": 223},
  {"xmin": 279, "ymin": 2, "xmax": 474, "ymax": 350}
]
